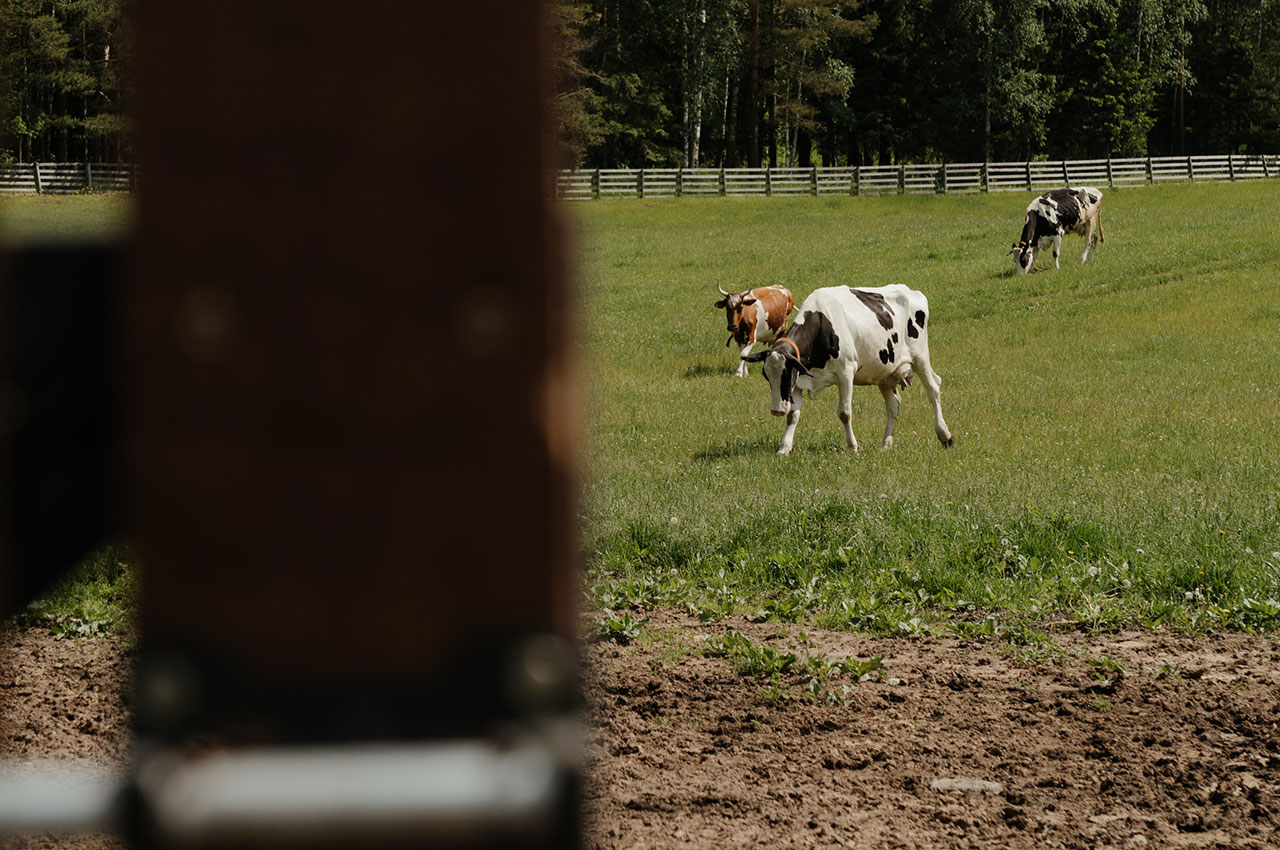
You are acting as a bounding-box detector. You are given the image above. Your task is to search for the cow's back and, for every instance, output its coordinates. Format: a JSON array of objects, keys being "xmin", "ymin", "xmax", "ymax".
[{"xmin": 798, "ymin": 284, "xmax": 928, "ymax": 386}]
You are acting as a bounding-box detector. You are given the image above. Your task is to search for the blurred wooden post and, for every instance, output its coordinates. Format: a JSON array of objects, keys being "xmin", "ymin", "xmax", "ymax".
[{"xmin": 127, "ymin": 2, "xmax": 578, "ymax": 844}]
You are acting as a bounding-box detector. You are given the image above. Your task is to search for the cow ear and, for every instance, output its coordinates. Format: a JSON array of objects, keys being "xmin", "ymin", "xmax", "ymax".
[
  {"xmin": 786, "ymin": 355, "xmax": 813, "ymax": 377},
  {"xmin": 741, "ymin": 350, "xmax": 769, "ymax": 363},
  {"xmin": 741, "ymin": 296, "xmax": 757, "ymax": 306},
  {"xmin": 714, "ymin": 298, "xmax": 728, "ymax": 308}
]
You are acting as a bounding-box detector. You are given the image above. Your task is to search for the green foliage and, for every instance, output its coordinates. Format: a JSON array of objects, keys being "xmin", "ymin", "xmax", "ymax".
[
  {"xmin": 591, "ymin": 610, "xmax": 650, "ymax": 644},
  {"xmin": 0, "ymin": 0, "xmax": 132, "ymax": 162},
  {"xmin": 16, "ymin": 542, "xmax": 137, "ymax": 638},
  {"xmin": 704, "ymin": 630, "xmax": 797, "ymax": 677},
  {"xmin": 558, "ymin": 0, "xmax": 1277, "ymax": 165}
]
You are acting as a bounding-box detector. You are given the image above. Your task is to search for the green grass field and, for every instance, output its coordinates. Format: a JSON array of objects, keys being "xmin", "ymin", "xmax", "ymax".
[
  {"xmin": 4, "ymin": 187, "xmax": 1276, "ymax": 640},
  {"xmin": 573, "ymin": 180, "xmax": 1280, "ymax": 637},
  {"xmin": 0, "ymin": 192, "xmax": 134, "ymax": 243}
]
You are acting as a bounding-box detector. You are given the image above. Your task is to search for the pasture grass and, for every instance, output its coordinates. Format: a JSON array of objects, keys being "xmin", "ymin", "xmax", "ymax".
[
  {"xmin": 0, "ymin": 192, "xmax": 134, "ymax": 243},
  {"xmin": 573, "ymin": 180, "xmax": 1280, "ymax": 637}
]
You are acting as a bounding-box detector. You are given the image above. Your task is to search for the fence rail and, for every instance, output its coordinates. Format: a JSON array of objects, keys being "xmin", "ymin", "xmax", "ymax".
[
  {"xmin": 0, "ymin": 162, "xmax": 139, "ymax": 194},
  {"xmin": 557, "ymin": 154, "xmax": 1279, "ymax": 200}
]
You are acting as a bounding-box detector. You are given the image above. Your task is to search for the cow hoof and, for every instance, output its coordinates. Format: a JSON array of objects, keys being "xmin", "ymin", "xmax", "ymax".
[
  {"xmin": 777, "ymin": 447, "xmax": 792, "ymax": 457},
  {"xmin": 881, "ymin": 437, "xmax": 893, "ymax": 450},
  {"xmin": 940, "ymin": 434, "xmax": 955, "ymax": 449}
]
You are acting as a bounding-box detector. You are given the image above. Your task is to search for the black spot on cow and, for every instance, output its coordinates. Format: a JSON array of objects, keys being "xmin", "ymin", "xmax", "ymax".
[
  {"xmin": 907, "ymin": 319, "xmax": 919, "ymax": 339},
  {"xmin": 915, "ymin": 310, "xmax": 926, "ymax": 327},
  {"xmin": 892, "ymin": 332, "xmax": 899, "ymax": 343},
  {"xmin": 782, "ymin": 310, "xmax": 840, "ymax": 370},
  {"xmin": 878, "ymin": 339, "xmax": 895, "ymax": 364},
  {"xmin": 851, "ymin": 288, "xmax": 895, "ymax": 330}
]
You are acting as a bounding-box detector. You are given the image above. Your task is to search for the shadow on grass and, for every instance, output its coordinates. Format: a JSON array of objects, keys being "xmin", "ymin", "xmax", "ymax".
[
  {"xmin": 684, "ymin": 362, "xmax": 732, "ymax": 379},
  {"xmin": 693, "ymin": 437, "xmax": 783, "ymax": 461}
]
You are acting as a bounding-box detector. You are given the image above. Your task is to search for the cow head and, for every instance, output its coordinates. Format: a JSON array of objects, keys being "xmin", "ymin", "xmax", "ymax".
[
  {"xmin": 1008, "ymin": 241, "xmax": 1035, "ymax": 275},
  {"xmin": 714, "ymin": 285, "xmax": 758, "ymax": 335},
  {"xmin": 742, "ymin": 347, "xmax": 811, "ymax": 416}
]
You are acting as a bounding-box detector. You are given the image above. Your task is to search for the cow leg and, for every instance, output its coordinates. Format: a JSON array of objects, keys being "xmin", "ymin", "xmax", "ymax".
[
  {"xmin": 777, "ymin": 390, "xmax": 803, "ymax": 456},
  {"xmin": 836, "ymin": 373, "xmax": 858, "ymax": 452},
  {"xmin": 735, "ymin": 342, "xmax": 753, "ymax": 377},
  {"xmin": 1052, "ymin": 235, "xmax": 1062, "ymax": 268},
  {"xmin": 914, "ymin": 356, "xmax": 954, "ymax": 448},
  {"xmin": 879, "ymin": 383, "xmax": 900, "ymax": 450},
  {"xmin": 1082, "ymin": 217, "xmax": 1098, "ymax": 262}
]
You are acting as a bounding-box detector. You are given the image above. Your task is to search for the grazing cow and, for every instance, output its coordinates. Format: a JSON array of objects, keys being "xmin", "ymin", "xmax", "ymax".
[
  {"xmin": 741, "ymin": 284, "xmax": 953, "ymax": 456},
  {"xmin": 714, "ymin": 284, "xmax": 794, "ymax": 377},
  {"xmin": 1009, "ymin": 187, "xmax": 1105, "ymax": 274}
]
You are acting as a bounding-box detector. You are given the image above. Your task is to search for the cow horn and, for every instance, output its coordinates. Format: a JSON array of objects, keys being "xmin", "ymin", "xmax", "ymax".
[{"xmin": 717, "ymin": 284, "xmax": 729, "ymax": 296}]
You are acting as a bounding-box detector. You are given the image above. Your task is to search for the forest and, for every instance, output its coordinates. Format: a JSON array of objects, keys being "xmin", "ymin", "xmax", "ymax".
[
  {"xmin": 2, "ymin": 0, "xmax": 1278, "ymax": 167},
  {"xmin": 1, "ymin": 0, "xmax": 129, "ymax": 163},
  {"xmin": 555, "ymin": 0, "xmax": 1280, "ymax": 168}
]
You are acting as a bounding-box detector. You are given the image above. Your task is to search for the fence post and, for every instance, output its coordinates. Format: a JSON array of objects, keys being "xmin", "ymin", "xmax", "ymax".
[
  {"xmin": 85, "ymin": 161, "xmax": 93, "ymax": 191},
  {"xmin": 982, "ymin": 162, "xmax": 989, "ymax": 193},
  {"xmin": 1025, "ymin": 161, "xmax": 1032, "ymax": 190},
  {"xmin": 676, "ymin": 168, "xmax": 684, "ymax": 197},
  {"xmin": 720, "ymin": 167, "xmax": 726, "ymax": 196},
  {"xmin": 1106, "ymin": 156, "xmax": 1114, "ymax": 188},
  {"xmin": 592, "ymin": 169, "xmax": 600, "ymax": 200},
  {"xmin": 1264, "ymin": 156, "xmax": 1272, "ymax": 179},
  {"xmin": 941, "ymin": 163, "xmax": 949, "ymax": 195},
  {"xmin": 638, "ymin": 169, "xmax": 645, "ymax": 199},
  {"xmin": 32, "ymin": 161, "xmax": 43, "ymax": 194},
  {"xmin": 1146, "ymin": 157, "xmax": 1153, "ymax": 185},
  {"xmin": 765, "ymin": 167, "xmax": 772, "ymax": 197},
  {"xmin": 1186, "ymin": 156, "xmax": 1194, "ymax": 181},
  {"xmin": 853, "ymin": 166, "xmax": 860, "ymax": 196},
  {"xmin": 1228, "ymin": 155, "xmax": 1236, "ymax": 181},
  {"xmin": 1061, "ymin": 160, "xmax": 1070, "ymax": 187},
  {"xmin": 898, "ymin": 164, "xmax": 905, "ymax": 195},
  {"xmin": 811, "ymin": 166, "xmax": 818, "ymax": 196}
]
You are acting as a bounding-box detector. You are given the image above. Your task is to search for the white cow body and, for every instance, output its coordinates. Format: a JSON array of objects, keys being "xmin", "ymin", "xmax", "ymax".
[
  {"xmin": 1011, "ymin": 187, "xmax": 1105, "ymax": 274},
  {"xmin": 743, "ymin": 284, "xmax": 953, "ymax": 455}
]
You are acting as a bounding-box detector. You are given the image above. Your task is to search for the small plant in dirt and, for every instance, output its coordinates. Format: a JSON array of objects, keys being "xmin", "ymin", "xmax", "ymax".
[
  {"xmin": 592, "ymin": 611, "xmax": 650, "ymax": 645},
  {"xmin": 703, "ymin": 630, "xmax": 797, "ymax": 677},
  {"xmin": 1085, "ymin": 656, "xmax": 1126, "ymax": 694},
  {"xmin": 804, "ymin": 653, "xmax": 885, "ymax": 704}
]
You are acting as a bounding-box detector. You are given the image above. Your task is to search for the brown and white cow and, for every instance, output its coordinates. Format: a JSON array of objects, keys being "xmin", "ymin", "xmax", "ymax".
[
  {"xmin": 714, "ymin": 284, "xmax": 794, "ymax": 377},
  {"xmin": 1009, "ymin": 187, "xmax": 1105, "ymax": 274}
]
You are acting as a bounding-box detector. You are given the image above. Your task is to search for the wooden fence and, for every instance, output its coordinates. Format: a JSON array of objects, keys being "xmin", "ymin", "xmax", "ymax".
[
  {"xmin": 0, "ymin": 162, "xmax": 138, "ymax": 194},
  {"xmin": 557, "ymin": 154, "xmax": 1280, "ymax": 200}
]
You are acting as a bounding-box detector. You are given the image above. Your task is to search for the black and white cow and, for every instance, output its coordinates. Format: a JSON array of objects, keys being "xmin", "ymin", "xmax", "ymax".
[
  {"xmin": 742, "ymin": 284, "xmax": 954, "ymax": 455},
  {"xmin": 1009, "ymin": 187, "xmax": 1105, "ymax": 274}
]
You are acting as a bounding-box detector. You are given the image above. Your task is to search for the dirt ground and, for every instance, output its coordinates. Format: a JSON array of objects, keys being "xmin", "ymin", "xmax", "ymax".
[
  {"xmin": 582, "ymin": 610, "xmax": 1280, "ymax": 850},
  {"xmin": 0, "ymin": 623, "xmax": 131, "ymax": 850},
  {"xmin": 2, "ymin": 613, "xmax": 1278, "ymax": 849}
]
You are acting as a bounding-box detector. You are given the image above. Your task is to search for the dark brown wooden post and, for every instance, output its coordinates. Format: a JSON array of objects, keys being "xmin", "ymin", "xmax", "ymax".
[{"xmin": 127, "ymin": 1, "xmax": 578, "ymax": 846}]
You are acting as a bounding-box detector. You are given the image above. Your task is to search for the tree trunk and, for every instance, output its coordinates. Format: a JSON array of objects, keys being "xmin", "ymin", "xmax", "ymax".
[{"xmin": 749, "ymin": 0, "xmax": 760, "ymax": 168}]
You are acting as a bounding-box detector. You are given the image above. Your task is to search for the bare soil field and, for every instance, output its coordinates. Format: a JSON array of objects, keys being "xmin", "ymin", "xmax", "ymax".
[
  {"xmin": 583, "ymin": 611, "xmax": 1280, "ymax": 850},
  {"xmin": 0, "ymin": 624, "xmax": 130, "ymax": 850},
  {"xmin": 3, "ymin": 615, "xmax": 1279, "ymax": 849}
]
